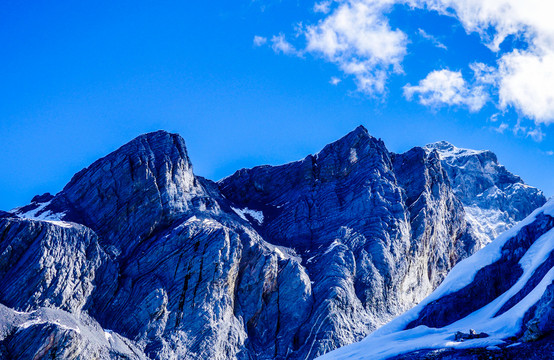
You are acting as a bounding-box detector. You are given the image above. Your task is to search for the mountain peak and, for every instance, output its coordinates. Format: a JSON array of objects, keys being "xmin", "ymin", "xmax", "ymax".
[
  {"xmin": 343, "ymin": 124, "xmax": 371, "ymax": 141},
  {"xmin": 424, "ymin": 139, "xmax": 545, "ymax": 246},
  {"xmin": 352, "ymin": 124, "xmax": 369, "ymax": 135},
  {"xmin": 49, "ymin": 130, "xmax": 204, "ymax": 254},
  {"xmin": 315, "ymin": 124, "xmax": 386, "ymax": 164}
]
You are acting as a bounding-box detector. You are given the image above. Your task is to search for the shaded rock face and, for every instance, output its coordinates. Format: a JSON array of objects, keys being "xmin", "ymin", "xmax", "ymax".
[
  {"xmin": 319, "ymin": 201, "xmax": 554, "ymax": 360},
  {"xmin": 425, "ymin": 141, "xmax": 546, "ymax": 246},
  {"xmin": 0, "ymin": 127, "xmax": 544, "ymax": 359}
]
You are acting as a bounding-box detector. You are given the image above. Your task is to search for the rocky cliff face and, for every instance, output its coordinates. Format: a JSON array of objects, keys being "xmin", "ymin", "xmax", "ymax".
[
  {"xmin": 320, "ymin": 199, "xmax": 554, "ymax": 360},
  {"xmin": 425, "ymin": 141, "xmax": 546, "ymax": 247},
  {"xmin": 218, "ymin": 127, "xmax": 479, "ymax": 358},
  {"xmin": 0, "ymin": 127, "xmax": 545, "ymax": 359}
]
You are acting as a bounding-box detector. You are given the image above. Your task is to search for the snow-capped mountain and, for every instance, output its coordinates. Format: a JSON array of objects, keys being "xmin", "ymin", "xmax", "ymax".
[
  {"xmin": 425, "ymin": 141, "xmax": 546, "ymax": 247},
  {"xmin": 0, "ymin": 127, "xmax": 545, "ymax": 359},
  {"xmin": 319, "ymin": 198, "xmax": 554, "ymax": 360}
]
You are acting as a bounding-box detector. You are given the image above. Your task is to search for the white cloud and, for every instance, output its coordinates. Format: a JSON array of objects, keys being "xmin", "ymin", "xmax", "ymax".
[
  {"xmin": 407, "ymin": 0, "xmax": 554, "ymax": 52},
  {"xmin": 266, "ymin": 0, "xmax": 554, "ymax": 124},
  {"xmin": 314, "ymin": 1, "xmax": 333, "ymax": 14},
  {"xmin": 417, "ymin": 28, "xmax": 447, "ymax": 50},
  {"xmin": 330, "ymin": 76, "xmax": 342, "ymax": 85},
  {"xmin": 271, "ymin": 33, "xmax": 300, "ymax": 55},
  {"xmin": 494, "ymin": 123, "xmax": 509, "ymax": 134},
  {"xmin": 408, "ymin": 0, "xmax": 554, "ymax": 124},
  {"xmin": 498, "ymin": 50, "xmax": 554, "ymax": 123},
  {"xmin": 527, "ymin": 127, "xmax": 545, "ymax": 142},
  {"xmin": 403, "ymin": 69, "xmax": 488, "ymax": 111},
  {"xmin": 253, "ymin": 35, "xmax": 267, "ymax": 47},
  {"xmin": 304, "ymin": 0, "xmax": 407, "ymax": 94}
]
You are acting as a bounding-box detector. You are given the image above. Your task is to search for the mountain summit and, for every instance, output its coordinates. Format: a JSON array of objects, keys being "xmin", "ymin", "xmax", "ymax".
[{"xmin": 1, "ymin": 127, "xmax": 546, "ymax": 359}]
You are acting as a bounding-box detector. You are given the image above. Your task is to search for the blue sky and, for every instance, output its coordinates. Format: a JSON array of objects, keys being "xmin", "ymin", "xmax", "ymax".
[{"xmin": 2, "ymin": 0, "xmax": 554, "ymax": 210}]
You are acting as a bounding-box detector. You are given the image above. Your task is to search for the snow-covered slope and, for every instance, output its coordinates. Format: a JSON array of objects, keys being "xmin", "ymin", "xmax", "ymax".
[
  {"xmin": 425, "ymin": 141, "xmax": 546, "ymax": 247},
  {"xmin": 319, "ymin": 199, "xmax": 554, "ymax": 360}
]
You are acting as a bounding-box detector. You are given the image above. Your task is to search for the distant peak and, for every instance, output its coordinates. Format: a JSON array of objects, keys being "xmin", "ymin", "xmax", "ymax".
[
  {"xmin": 428, "ymin": 140, "xmax": 453, "ymax": 148},
  {"xmin": 424, "ymin": 141, "xmax": 487, "ymax": 159}
]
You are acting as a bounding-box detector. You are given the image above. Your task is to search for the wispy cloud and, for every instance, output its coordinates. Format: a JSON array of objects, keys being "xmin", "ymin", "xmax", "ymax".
[
  {"xmin": 527, "ymin": 127, "xmax": 545, "ymax": 142},
  {"xmin": 253, "ymin": 35, "xmax": 267, "ymax": 47},
  {"xmin": 417, "ymin": 28, "xmax": 447, "ymax": 50},
  {"xmin": 329, "ymin": 76, "xmax": 341, "ymax": 85},
  {"xmin": 271, "ymin": 34, "xmax": 300, "ymax": 55},
  {"xmin": 314, "ymin": 1, "xmax": 332, "ymax": 14},
  {"xmin": 494, "ymin": 123, "xmax": 509, "ymax": 134}
]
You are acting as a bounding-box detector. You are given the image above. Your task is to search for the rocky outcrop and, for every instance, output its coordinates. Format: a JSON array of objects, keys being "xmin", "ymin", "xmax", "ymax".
[
  {"xmin": 0, "ymin": 304, "xmax": 145, "ymax": 359},
  {"xmin": 3, "ymin": 130, "xmax": 312, "ymax": 359},
  {"xmin": 0, "ymin": 126, "xmax": 545, "ymax": 359},
  {"xmin": 0, "ymin": 218, "xmax": 113, "ymax": 314}
]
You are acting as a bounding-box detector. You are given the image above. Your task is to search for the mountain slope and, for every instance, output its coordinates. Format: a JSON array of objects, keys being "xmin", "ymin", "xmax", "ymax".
[
  {"xmin": 0, "ymin": 127, "xmax": 545, "ymax": 359},
  {"xmin": 319, "ymin": 199, "xmax": 554, "ymax": 360}
]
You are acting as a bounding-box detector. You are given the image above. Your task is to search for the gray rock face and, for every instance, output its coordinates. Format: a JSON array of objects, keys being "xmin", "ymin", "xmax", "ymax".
[
  {"xmin": 0, "ymin": 218, "xmax": 112, "ymax": 314},
  {"xmin": 425, "ymin": 141, "xmax": 546, "ymax": 246},
  {"xmin": 0, "ymin": 304, "xmax": 146, "ymax": 359},
  {"xmin": 0, "ymin": 126, "xmax": 545, "ymax": 359}
]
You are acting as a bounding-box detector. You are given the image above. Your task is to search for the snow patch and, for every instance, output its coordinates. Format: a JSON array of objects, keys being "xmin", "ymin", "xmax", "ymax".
[
  {"xmin": 349, "ymin": 148, "xmax": 358, "ymax": 163},
  {"xmin": 18, "ymin": 318, "xmax": 81, "ymax": 334},
  {"xmin": 324, "ymin": 240, "xmax": 341, "ymax": 255},
  {"xmin": 231, "ymin": 206, "xmax": 264, "ymax": 225},
  {"xmin": 426, "ymin": 141, "xmax": 486, "ymax": 160},
  {"xmin": 12, "ymin": 200, "xmax": 70, "ymax": 227},
  {"xmin": 464, "ymin": 206, "xmax": 509, "ymax": 248}
]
